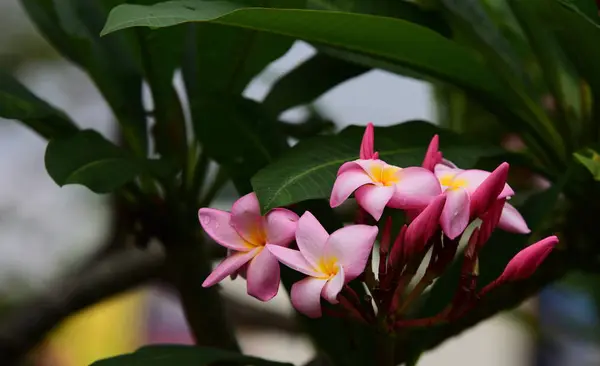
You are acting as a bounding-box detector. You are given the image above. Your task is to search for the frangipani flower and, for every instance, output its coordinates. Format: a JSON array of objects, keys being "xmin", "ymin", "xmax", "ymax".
[
  {"xmin": 199, "ymin": 193, "xmax": 299, "ymax": 301},
  {"xmin": 434, "ymin": 163, "xmax": 528, "ymax": 236},
  {"xmin": 330, "ymin": 123, "xmax": 440, "ymax": 220},
  {"xmin": 267, "ymin": 212, "xmax": 378, "ymax": 318}
]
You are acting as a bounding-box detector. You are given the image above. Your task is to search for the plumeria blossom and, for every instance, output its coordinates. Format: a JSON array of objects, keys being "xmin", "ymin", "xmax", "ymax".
[
  {"xmin": 199, "ymin": 193, "xmax": 299, "ymax": 301},
  {"xmin": 330, "ymin": 123, "xmax": 441, "ymax": 220},
  {"xmin": 434, "ymin": 162, "xmax": 529, "ymax": 236},
  {"xmin": 267, "ymin": 212, "xmax": 378, "ymax": 318}
]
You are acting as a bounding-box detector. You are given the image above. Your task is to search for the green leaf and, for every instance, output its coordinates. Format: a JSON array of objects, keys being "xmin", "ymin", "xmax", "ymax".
[
  {"xmin": 91, "ymin": 345, "xmax": 292, "ymax": 365},
  {"xmin": 263, "ymin": 53, "xmax": 368, "ymax": 116},
  {"xmin": 22, "ymin": 0, "xmax": 148, "ymax": 155},
  {"xmin": 194, "ymin": 95, "xmax": 288, "ymax": 193},
  {"xmin": 252, "ymin": 121, "xmax": 503, "ymax": 213},
  {"xmin": 45, "ymin": 130, "xmax": 156, "ymax": 193},
  {"xmin": 574, "ymin": 149, "xmax": 600, "ymax": 181},
  {"xmin": 102, "ymin": 1, "xmax": 506, "ymax": 101},
  {"xmin": 0, "ymin": 72, "xmax": 78, "ymax": 139},
  {"xmin": 557, "ymin": 0, "xmax": 600, "ymax": 28}
]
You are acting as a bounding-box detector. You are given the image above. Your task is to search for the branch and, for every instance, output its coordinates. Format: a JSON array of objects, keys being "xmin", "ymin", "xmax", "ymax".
[
  {"xmin": 0, "ymin": 247, "xmax": 165, "ymax": 366},
  {"xmin": 395, "ymin": 251, "xmax": 573, "ymax": 364}
]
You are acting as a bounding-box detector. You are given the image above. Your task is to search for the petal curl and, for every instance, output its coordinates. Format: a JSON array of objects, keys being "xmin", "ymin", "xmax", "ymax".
[
  {"xmin": 265, "ymin": 208, "xmax": 299, "ymax": 246},
  {"xmin": 202, "ymin": 248, "xmax": 260, "ymax": 287},
  {"xmin": 291, "ymin": 277, "xmax": 328, "ymax": 318},
  {"xmin": 199, "ymin": 208, "xmax": 251, "ymax": 251},
  {"xmin": 330, "ymin": 170, "xmax": 373, "ymax": 208},
  {"xmin": 355, "ymin": 185, "xmax": 394, "ymax": 221},
  {"xmin": 321, "ymin": 266, "xmax": 345, "ymax": 304},
  {"xmin": 246, "ymin": 249, "xmax": 281, "ymax": 301}
]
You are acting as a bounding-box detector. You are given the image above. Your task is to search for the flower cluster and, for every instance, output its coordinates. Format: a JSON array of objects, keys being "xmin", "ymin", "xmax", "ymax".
[{"xmin": 198, "ymin": 123, "xmax": 558, "ymax": 327}]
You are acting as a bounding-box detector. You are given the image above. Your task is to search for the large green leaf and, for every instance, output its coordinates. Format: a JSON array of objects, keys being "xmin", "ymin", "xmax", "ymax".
[
  {"xmin": 263, "ymin": 53, "xmax": 368, "ymax": 116},
  {"xmin": 251, "ymin": 121, "xmax": 503, "ymax": 213},
  {"xmin": 102, "ymin": 1, "xmax": 506, "ymax": 101},
  {"xmin": 0, "ymin": 73, "xmax": 78, "ymax": 139},
  {"xmin": 45, "ymin": 130, "xmax": 160, "ymax": 193},
  {"xmin": 91, "ymin": 345, "xmax": 292, "ymax": 365},
  {"xmin": 22, "ymin": 0, "xmax": 148, "ymax": 155}
]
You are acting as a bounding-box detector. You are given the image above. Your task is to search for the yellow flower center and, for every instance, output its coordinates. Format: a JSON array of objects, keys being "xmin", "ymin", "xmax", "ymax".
[
  {"xmin": 439, "ymin": 174, "xmax": 467, "ymax": 191},
  {"xmin": 370, "ymin": 164, "xmax": 401, "ymax": 186},
  {"xmin": 316, "ymin": 257, "xmax": 339, "ymax": 278},
  {"xmin": 245, "ymin": 226, "xmax": 268, "ymax": 248}
]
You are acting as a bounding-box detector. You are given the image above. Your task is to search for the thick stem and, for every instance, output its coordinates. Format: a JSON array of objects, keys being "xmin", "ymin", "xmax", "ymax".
[{"xmin": 164, "ymin": 241, "xmax": 239, "ymax": 351}]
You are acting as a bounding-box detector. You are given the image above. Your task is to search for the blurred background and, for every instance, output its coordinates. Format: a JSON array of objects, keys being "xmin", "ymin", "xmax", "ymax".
[{"xmin": 1, "ymin": 0, "xmax": 598, "ymax": 365}]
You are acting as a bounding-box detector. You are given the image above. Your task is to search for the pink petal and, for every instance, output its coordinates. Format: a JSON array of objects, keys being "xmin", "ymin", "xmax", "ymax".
[
  {"xmin": 360, "ymin": 122, "xmax": 376, "ymax": 160},
  {"xmin": 434, "ymin": 164, "xmax": 462, "ymax": 179},
  {"xmin": 230, "ymin": 192, "xmax": 265, "ymax": 245},
  {"xmin": 324, "ymin": 224, "xmax": 378, "ymax": 281},
  {"xmin": 498, "ymin": 202, "xmax": 531, "ymax": 234},
  {"xmin": 389, "ymin": 167, "xmax": 442, "ymax": 209},
  {"xmin": 337, "ymin": 161, "xmax": 363, "ymax": 176},
  {"xmin": 264, "ymin": 208, "xmax": 299, "ymax": 246},
  {"xmin": 498, "ymin": 236, "xmax": 558, "ymax": 282},
  {"xmin": 404, "ymin": 194, "xmax": 446, "ymax": 258},
  {"xmin": 199, "ymin": 208, "xmax": 252, "ymax": 251},
  {"xmin": 296, "ymin": 211, "xmax": 329, "ymax": 268},
  {"xmin": 440, "ymin": 188, "xmax": 470, "ymax": 239},
  {"xmin": 355, "ymin": 184, "xmax": 395, "ymax": 221},
  {"xmin": 321, "ymin": 265, "xmax": 345, "ymax": 304},
  {"xmin": 422, "ymin": 134, "xmax": 441, "ymax": 171},
  {"xmin": 202, "ymin": 248, "xmax": 260, "ymax": 287},
  {"xmin": 291, "ymin": 277, "xmax": 328, "ymax": 318},
  {"xmin": 453, "ymin": 169, "xmax": 514, "ymax": 198},
  {"xmin": 266, "ymin": 245, "xmax": 321, "ymax": 277},
  {"xmin": 469, "ymin": 163, "xmax": 511, "ymax": 218},
  {"xmin": 246, "ymin": 249, "xmax": 281, "ymax": 301},
  {"xmin": 330, "ymin": 170, "xmax": 373, "ymax": 208}
]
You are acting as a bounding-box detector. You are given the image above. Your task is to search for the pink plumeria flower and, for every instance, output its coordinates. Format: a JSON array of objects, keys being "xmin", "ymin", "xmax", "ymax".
[
  {"xmin": 434, "ymin": 163, "xmax": 528, "ymax": 237},
  {"xmin": 330, "ymin": 123, "xmax": 440, "ymax": 220},
  {"xmin": 267, "ymin": 212, "xmax": 378, "ymax": 318},
  {"xmin": 199, "ymin": 192, "xmax": 299, "ymax": 301}
]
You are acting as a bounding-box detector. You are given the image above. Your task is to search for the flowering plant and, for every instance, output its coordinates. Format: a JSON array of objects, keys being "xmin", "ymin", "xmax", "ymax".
[{"xmin": 200, "ymin": 124, "xmax": 558, "ymax": 350}]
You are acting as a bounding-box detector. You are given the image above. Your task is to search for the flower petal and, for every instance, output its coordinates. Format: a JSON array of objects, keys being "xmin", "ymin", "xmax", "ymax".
[
  {"xmin": 330, "ymin": 170, "xmax": 374, "ymax": 208},
  {"xmin": 337, "ymin": 161, "xmax": 363, "ymax": 176},
  {"xmin": 199, "ymin": 208, "xmax": 252, "ymax": 251},
  {"xmin": 422, "ymin": 134, "xmax": 441, "ymax": 171},
  {"xmin": 440, "ymin": 188, "xmax": 470, "ymax": 239},
  {"xmin": 296, "ymin": 211, "xmax": 329, "ymax": 267},
  {"xmin": 264, "ymin": 208, "xmax": 299, "ymax": 246},
  {"xmin": 355, "ymin": 184, "xmax": 395, "ymax": 221},
  {"xmin": 202, "ymin": 248, "xmax": 260, "ymax": 287},
  {"xmin": 291, "ymin": 277, "xmax": 328, "ymax": 318},
  {"xmin": 266, "ymin": 245, "xmax": 321, "ymax": 277},
  {"xmin": 453, "ymin": 169, "xmax": 514, "ymax": 198},
  {"xmin": 230, "ymin": 192, "xmax": 265, "ymax": 245},
  {"xmin": 360, "ymin": 122, "xmax": 376, "ymax": 160},
  {"xmin": 498, "ymin": 202, "xmax": 531, "ymax": 234},
  {"xmin": 498, "ymin": 236, "xmax": 558, "ymax": 282},
  {"xmin": 389, "ymin": 167, "xmax": 442, "ymax": 209},
  {"xmin": 324, "ymin": 224, "xmax": 378, "ymax": 281},
  {"xmin": 246, "ymin": 249, "xmax": 281, "ymax": 301},
  {"xmin": 321, "ymin": 265, "xmax": 345, "ymax": 304}
]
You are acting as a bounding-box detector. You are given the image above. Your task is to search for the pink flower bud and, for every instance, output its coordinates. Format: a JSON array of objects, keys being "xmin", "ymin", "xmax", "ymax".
[
  {"xmin": 497, "ymin": 236, "xmax": 558, "ymax": 283},
  {"xmin": 478, "ymin": 198, "xmax": 505, "ymax": 244},
  {"xmin": 470, "ymin": 163, "xmax": 512, "ymax": 218},
  {"xmin": 422, "ymin": 134, "xmax": 442, "ymax": 171},
  {"xmin": 360, "ymin": 122, "xmax": 376, "ymax": 160},
  {"xmin": 404, "ymin": 195, "xmax": 446, "ymax": 259}
]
